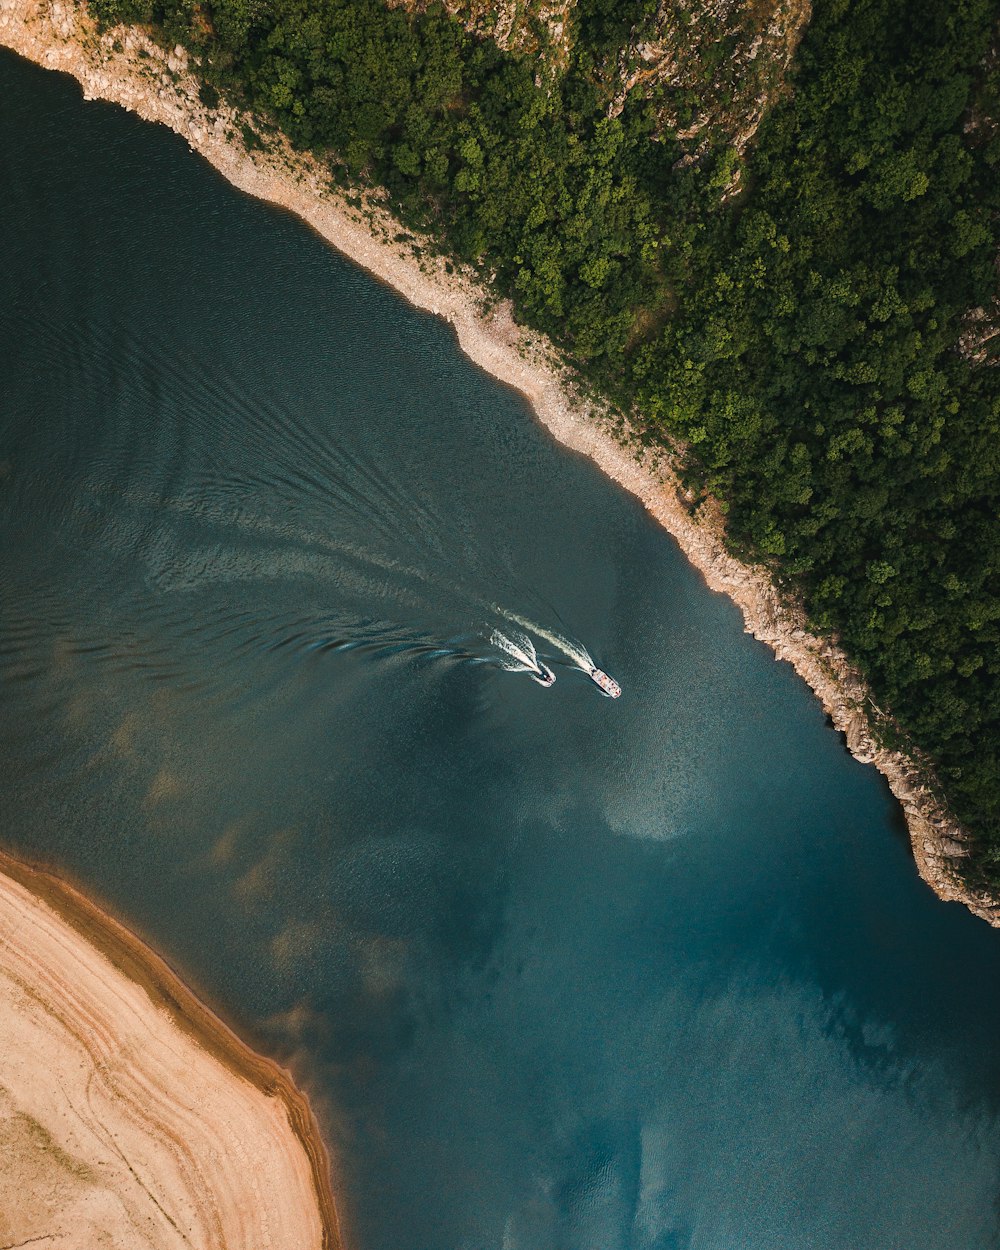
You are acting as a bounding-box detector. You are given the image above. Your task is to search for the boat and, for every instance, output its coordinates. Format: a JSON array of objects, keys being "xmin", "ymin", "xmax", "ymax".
[
  {"xmin": 589, "ymin": 668, "xmax": 621, "ymax": 698},
  {"xmin": 531, "ymin": 662, "xmax": 556, "ymax": 687}
]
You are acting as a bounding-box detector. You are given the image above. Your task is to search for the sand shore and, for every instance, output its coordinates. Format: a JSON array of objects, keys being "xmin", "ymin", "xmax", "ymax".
[
  {"xmin": 0, "ymin": 850, "xmax": 341, "ymax": 1249},
  {"xmin": 1, "ymin": 0, "xmax": 997, "ymax": 932}
]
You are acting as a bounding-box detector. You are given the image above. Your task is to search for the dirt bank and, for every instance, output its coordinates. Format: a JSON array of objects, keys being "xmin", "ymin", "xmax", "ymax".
[{"xmin": 0, "ymin": 850, "xmax": 341, "ymax": 1248}]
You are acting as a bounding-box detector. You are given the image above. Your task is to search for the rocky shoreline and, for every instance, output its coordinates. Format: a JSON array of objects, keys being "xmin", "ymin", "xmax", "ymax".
[{"xmin": 1, "ymin": 0, "xmax": 996, "ymax": 926}]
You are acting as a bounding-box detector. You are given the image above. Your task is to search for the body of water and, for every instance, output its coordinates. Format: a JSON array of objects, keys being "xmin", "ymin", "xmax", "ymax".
[{"xmin": 2, "ymin": 48, "xmax": 1000, "ymax": 1250}]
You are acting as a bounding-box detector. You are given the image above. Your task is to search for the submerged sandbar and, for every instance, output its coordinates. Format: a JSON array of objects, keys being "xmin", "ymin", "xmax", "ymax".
[{"xmin": 0, "ymin": 851, "xmax": 340, "ymax": 1249}]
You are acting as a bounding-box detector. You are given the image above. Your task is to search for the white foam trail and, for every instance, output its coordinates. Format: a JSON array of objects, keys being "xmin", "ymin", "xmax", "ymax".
[
  {"xmin": 490, "ymin": 628, "xmax": 539, "ymax": 672},
  {"xmin": 497, "ymin": 610, "xmax": 593, "ymax": 671}
]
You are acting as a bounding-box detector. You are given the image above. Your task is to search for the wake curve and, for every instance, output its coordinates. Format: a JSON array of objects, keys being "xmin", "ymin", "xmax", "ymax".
[{"xmin": 496, "ymin": 608, "xmax": 594, "ymax": 672}]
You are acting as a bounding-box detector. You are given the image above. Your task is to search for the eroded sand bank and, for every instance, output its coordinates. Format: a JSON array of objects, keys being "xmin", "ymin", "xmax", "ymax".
[
  {"xmin": 0, "ymin": 0, "xmax": 996, "ymax": 930},
  {"xmin": 0, "ymin": 852, "xmax": 340, "ymax": 1249}
]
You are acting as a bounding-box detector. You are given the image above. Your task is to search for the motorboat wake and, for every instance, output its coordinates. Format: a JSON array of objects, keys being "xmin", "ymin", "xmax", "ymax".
[{"xmin": 491, "ymin": 627, "xmax": 556, "ymax": 688}]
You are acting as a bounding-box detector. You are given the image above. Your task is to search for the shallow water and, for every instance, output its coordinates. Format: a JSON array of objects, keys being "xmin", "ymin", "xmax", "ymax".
[{"xmin": 3, "ymin": 48, "xmax": 1000, "ymax": 1250}]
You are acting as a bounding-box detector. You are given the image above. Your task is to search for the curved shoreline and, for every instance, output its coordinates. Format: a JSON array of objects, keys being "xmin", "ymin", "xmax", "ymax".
[
  {"xmin": 0, "ymin": 0, "xmax": 996, "ymax": 930},
  {"xmin": 0, "ymin": 848, "xmax": 342, "ymax": 1248}
]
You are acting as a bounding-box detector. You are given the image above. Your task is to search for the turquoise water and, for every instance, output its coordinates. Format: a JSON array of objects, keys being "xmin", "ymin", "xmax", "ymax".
[{"xmin": 3, "ymin": 48, "xmax": 1000, "ymax": 1249}]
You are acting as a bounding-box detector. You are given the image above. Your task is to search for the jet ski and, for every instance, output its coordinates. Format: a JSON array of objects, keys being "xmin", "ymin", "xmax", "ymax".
[
  {"xmin": 531, "ymin": 662, "xmax": 556, "ymax": 687},
  {"xmin": 589, "ymin": 668, "xmax": 621, "ymax": 698}
]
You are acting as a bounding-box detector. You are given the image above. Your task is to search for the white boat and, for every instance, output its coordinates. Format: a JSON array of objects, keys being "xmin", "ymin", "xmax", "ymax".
[
  {"xmin": 590, "ymin": 668, "xmax": 621, "ymax": 698},
  {"xmin": 531, "ymin": 662, "xmax": 556, "ymax": 687}
]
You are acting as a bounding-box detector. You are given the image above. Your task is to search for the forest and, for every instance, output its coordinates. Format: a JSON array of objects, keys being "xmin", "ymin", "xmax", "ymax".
[{"xmin": 89, "ymin": 0, "xmax": 1000, "ymax": 884}]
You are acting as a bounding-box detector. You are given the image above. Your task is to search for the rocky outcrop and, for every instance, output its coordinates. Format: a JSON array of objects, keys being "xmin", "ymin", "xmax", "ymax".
[
  {"xmin": 959, "ymin": 299, "xmax": 1000, "ymax": 366},
  {"xmin": 388, "ymin": 0, "xmax": 575, "ymax": 74},
  {"xmin": 607, "ymin": 0, "xmax": 811, "ymax": 158},
  {"xmin": 392, "ymin": 0, "xmax": 812, "ymax": 158}
]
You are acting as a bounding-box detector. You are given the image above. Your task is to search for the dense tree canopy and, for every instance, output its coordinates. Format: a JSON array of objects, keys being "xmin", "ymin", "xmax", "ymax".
[
  {"xmin": 92, "ymin": 0, "xmax": 1000, "ymax": 881},
  {"xmin": 642, "ymin": 0, "xmax": 1000, "ymax": 872}
]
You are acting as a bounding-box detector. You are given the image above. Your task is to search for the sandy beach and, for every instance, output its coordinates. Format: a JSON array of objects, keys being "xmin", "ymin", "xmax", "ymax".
[{"xmin": 0, "ymin": 850, "xmax": 341, "ymax": 1249}]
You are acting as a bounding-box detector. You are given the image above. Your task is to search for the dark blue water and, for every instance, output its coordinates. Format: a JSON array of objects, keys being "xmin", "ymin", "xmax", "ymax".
[{"xmin": 3, "ymin": 48, "xmax": 1000, "ymax": 1250}]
